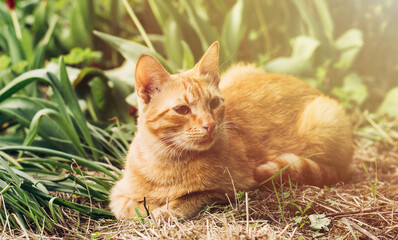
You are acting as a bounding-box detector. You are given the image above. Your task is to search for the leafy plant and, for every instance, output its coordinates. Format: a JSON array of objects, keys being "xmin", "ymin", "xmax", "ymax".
[
  {"xmin": 95, "ymin": 0, "xmax": 397, "ymax": 117},
  {"xmin": 362, "ymin": 161, "xmax": 377, "ymax": 199},
  {"xmin": 0, "ymin": 59, "xmax": 130, "ymax": 233},
  {"xmin": 0, "ymin": 150, "xmax": 115, "ymax": 233},
  {"xmin": 378, "ymin": 87, "xmax": 398, "ymax": 118},
  {"xmin": 0, "ymin": 2, "xmax": 58, "ymax": 95},
  {"xmin": 309, "ymin": 214, "xmax": 331, "ymax": 237},
  {"xmin": 63, "ymin": 47, "xmax": 102, "ymax": 67},
  {"xmin": 1, "ymin": 59, "xmax": 128, "ymax": 159}
]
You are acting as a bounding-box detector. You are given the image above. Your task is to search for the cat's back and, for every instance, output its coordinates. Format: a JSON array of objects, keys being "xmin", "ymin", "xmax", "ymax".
[
  {"xmin": 220, "ymin": 64, "xmax": 320, "ymax": 102},
  {"xmin": 219, "ymin": 64, "xmax": 321, "ymax": 131}
]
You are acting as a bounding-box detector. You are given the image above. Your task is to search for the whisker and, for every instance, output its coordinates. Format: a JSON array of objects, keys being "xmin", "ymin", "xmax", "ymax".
[{"xmin": 218, "ymin": 53, "xmax": 235, "ymax": 71}]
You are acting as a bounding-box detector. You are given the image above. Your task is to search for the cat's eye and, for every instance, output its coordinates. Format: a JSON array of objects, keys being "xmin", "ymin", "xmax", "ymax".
[
  {"xmin": 173, "ymin": 105, "xmax": 191, "ymax": 115},
  {"xmin": 210, "ymin": 98, "xmax": 221, "ymax": 109}
]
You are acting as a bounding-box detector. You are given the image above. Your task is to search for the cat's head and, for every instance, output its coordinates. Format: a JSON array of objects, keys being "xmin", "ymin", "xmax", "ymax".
[{"xmin": 134, "ymin": 42, "xmax": 225, "ymax": 152}]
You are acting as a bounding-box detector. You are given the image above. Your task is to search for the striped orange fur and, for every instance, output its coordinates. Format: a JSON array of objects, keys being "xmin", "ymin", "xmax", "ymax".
[{"xmin": 110, "ymin": 42, "xmax": 353, "ymax": 220}]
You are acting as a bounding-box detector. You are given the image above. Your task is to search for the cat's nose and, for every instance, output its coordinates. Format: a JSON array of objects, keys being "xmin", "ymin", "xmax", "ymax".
[{"xmin": 203, "ymin": 122, "xmax": 216, "ymax": 135}]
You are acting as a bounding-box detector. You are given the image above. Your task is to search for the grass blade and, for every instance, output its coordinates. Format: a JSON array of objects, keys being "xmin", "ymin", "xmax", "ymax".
[
  {"xmin": 0, "ymin": 146, "xmax": 119, "ymax": 180},
  {"xmin": 0, "ymin": 69, "xmax": 51, "ymax": 103}
]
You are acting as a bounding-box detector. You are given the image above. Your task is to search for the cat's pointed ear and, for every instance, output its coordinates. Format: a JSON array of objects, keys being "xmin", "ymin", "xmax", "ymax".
[
  {"xmin": 194, "ymin": 41, "xmax": 219, "ymax": 77},
  {"xmin": 135, "ymin": 54, "xmax": 170, "ymax": 104}
]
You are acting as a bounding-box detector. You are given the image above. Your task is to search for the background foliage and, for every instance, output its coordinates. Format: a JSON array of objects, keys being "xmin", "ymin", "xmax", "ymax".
[{"xmin": 0, "ymin": 0, "xmax": 397, "ymax": 235}]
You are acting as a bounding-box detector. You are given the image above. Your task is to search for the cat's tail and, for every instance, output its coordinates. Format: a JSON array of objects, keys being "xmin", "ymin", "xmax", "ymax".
[
  {"xmin": 254, "ymin": 153, "xmax": 350, "ymax": 186},
  {"xmin": 255, "ymin": 95, "xmax": 353, "ymax": 186}
]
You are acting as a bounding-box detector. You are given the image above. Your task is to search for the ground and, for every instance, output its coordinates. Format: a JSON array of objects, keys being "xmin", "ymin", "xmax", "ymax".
[{"xmin": 1, "ymin": 140, "xmax": 397, "ymax": 239}]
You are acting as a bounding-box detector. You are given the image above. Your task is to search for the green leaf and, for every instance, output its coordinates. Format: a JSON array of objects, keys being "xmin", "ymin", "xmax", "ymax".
[
  {"xmin": 24, "ymin": 170, "xmax": 68, "ymax": 182},
  {"xmin": 181, "ymin": 41, "xmax": 195, "ymax": 70},
  {"xmin": 221, "ymin": 0, "xmax": 245, "ymax": 61},
  {"xmin": 378, "ymin": 87, "xmax": 398, "ymax": 117},
  {"xmin": 335, "ymin": 29, "xmax": 363, "ymax": 50},
  {"xmin": 1, "ymin": 167, "xmax": 49, "ymax": 194},
  {"xmin": 264, "ymin": 57, "xmax": 314, "ymax": 76},
  {"xmin": 19, "ymin": 182, "xmax": 113, "ymax": 219},
  {"xmin": 0, "ymin": 97, "xmax": 70, "ymax": 148},
  {"xmin": 0, "ymin": 55, "xmax": 11, "ymax": 69},
  {"xmin": 69, "ymin": 1, "xmax": 93, "ymax": 48},
  {"xmin": 56, "ymin": 58, "xmax": 97, "ymax": 159},
  {"xmin": 180, "ymin": 0, "xmax": 218, "ymax": 52},
  {"xmin": 93, "ymin": 30, "xmax": 174, "ymax": 73},
  {"xmin": 0, "ymin": 69, "xmax": 50, "ymax": 103},
  {"xmin": 30, "ymin": 44, "xmax": 46, "ymax": 70},
  {"xmin": 88, "ymin": 77, "xmax": 108, "ymax": 110},
  {"xmin": 0, "ymin": 4, "xmax": 12, "ymax": 25},
  {"xmin": 313, "ymin": 0, "xmax": 334, "ymax": 42},
  {"xmin": 293, "ymin": 1, "xmax": 317, "ymax": 37},
  {"xmin": 332, "ymin": 73, "xmax": 368, "ymax": 108},
  {"xmin": 32, "ymin": 1, "xmax": 48, "ymax": 44},
  {"xmin": 309, "ymin": 214, "xmax": 331, "ymax": 231},
  {"xmin": 334, "ymin": 48, "xmax": 362, "ymax": 71},
  {"xmin": 30, "ymin": 16, "xmax": 58, "ymax": 70},
  {"xmin": 334, "ymin": 29, "xmax": 363, "ymax": 71},
  {"xmin": 290, "ymin": 36, "xmax": 320, "ymax": 60},
  {"xmin": 20, "ymin": 28, "xmax": 34, "ymax": 63},
  {"xmin": 0, "ymin": 156, "xmax": 21, "ymax": 185},
  {"xmin": 64, "ymin": 48, "xmax": 101, "ymax": 66},
  {"xmin": 148, "ymin": 0, "xmax": 167, "ymax": 30},
  {"xmin": 3, "ymin": 25, "xmax": 25, "ymax": 64},
  {"xmin": 74, "ymin": 67, "xmax": 132, "ymax": 122},
  {"xmin": 21, "ymin": 108, "xmax": 86, "ymax": 157},
  {"xmin": 164, "ymin": 20, "xmax": 183, "ymax": 68},
  {"xmin": 0, "ymin": 146, "xmax": 119, "ymax": 180},
  {"xmin": 147, "ymin": 0, "xmax": 203, "ymax": 59},
  {"xmin": 48, "ymin": 197, "xmax": 60, "ymax": 224}
]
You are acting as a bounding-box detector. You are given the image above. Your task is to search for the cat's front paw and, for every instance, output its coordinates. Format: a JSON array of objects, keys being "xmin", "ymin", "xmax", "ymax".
[
  {"xmin": 110, "ymin": 195, "xmax": 147, "ymax": 220},
  {"xmin": 151, "ymin": 206, "xmax": 185, "ymax": 220}
]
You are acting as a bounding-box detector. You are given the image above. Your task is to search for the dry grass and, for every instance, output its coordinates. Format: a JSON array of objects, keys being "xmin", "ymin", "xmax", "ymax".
[{"xmin": 1, "ymin": 140, "xmax": 398, "ymax": 240}]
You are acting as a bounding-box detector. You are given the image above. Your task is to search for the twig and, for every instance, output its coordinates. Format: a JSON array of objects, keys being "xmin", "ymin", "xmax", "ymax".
[
  {"xmin": 149, "ymin": 228, "xmax": 159, "ymax": 238},
  {"xmin": 364, "ymin": 113, "xmax": 395, "ymax": 145},
  {"xmin": 225, "ymin": 167, "xmax": 238, "ymax": 207},
  {"xmin": 328, "ymin": 211, "xmax": 398, "ymax": 219},
  {"xmin": 316, "ymin": 202, "xmax": 340, "ymax": 213},
  {"xmin": 325, "ymin": 208, "xmax": 382, "ymax": 217},
  {"xmin": 206, "ymin": 219, "xmax": 210, "ymax": 240},
  {"xmin": 288, "ymin": 227, "xmax": 297, "ymax": 240},
  {"xmin": 342, "ymin": 218, "xmax": 380, "ymax": 240},
  {"xmin": 149, "ymin": 212, "xmax": 159, "ymax": 230},
  {"xmin": 385, "ymin": 224, "xmax": 398, "ymax": 235},
  {"xmin": 1, "ymin": 196, "xmax": 11, "ymax": 234},
  {"xmin": 245, "ymin": 192, "xmax": 249, "ymax": 234},
  {"xmin": 133, "ymin": 229, "xmax": 146, "ymax": 238},
  {"xmin": 276, "ymin": 224, "xmax": 289, "ymax": 238},
  {"xmin": 12, "ymin": 213, "xmax": 30, "ymax": 240}
]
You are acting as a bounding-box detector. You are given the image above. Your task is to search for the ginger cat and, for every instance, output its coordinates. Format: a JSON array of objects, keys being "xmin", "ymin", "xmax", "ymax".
[{"xmin": 110, "ymin": 42, "xmax": 353, "ymax": 220}]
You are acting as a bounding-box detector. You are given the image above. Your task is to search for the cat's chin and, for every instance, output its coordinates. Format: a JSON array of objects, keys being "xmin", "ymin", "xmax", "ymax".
[
  {"xmin": 169, "ymin": 137, "xmax": 216, "ymax": 153},
  {"xmin": 187, "ymin": 137, "xmax": 217, "ymax": 151}
]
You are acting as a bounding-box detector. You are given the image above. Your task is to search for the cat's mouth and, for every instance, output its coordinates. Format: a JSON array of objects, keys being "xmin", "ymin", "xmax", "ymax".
[
  {"xmin": 193, "ymin": 133, "xmax": 218, "ymax": 149},
  {"xmin": 198, "ymin": 137, "xmax": 213, "ymax": 145},
  {"xmin": 178, "ymin": 130, "xmax": 219, "ymax": 151}
]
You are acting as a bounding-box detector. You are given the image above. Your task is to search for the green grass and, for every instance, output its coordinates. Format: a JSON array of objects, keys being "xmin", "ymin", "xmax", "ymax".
[{"xmin": 0, "ymin": 58, "xmax": 128, "ymax": 233}]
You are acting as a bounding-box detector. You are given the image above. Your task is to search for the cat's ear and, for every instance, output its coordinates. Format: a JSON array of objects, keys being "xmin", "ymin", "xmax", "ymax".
[
  {"xmin": 194, "ymin": 41, "xmax": 219, "ymax": 78},
  {"xmin": 135, "ymin": 54, "xmax": 170, "ymax": 104}
]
